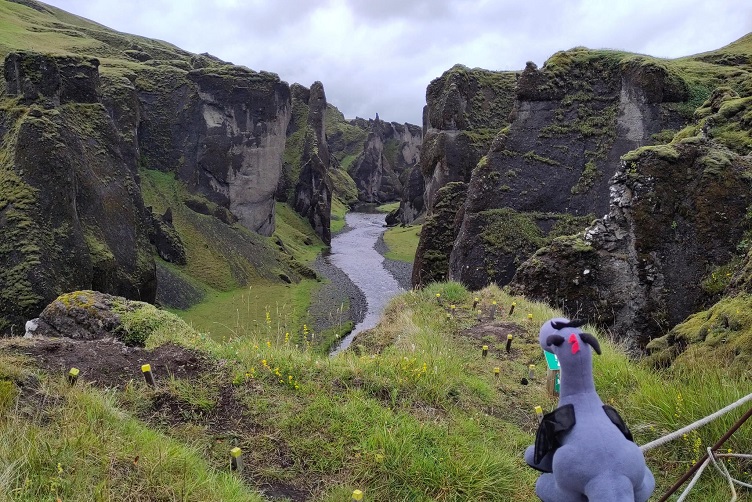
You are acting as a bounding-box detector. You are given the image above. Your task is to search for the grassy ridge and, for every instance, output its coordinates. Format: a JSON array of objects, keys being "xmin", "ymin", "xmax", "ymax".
[{"xmin": 0, "ymin": 283, "xmax": 749, "ymax": 500}]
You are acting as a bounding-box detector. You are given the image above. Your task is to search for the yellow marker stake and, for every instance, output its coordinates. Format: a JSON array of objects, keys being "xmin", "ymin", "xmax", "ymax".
[
  {"xmin": 68, "ymin": 367, "xmax": 80, "ymax": 385},
  {"xmin": 535, "ymin": 405, "xmax": 543, "ymax": 423},
  {"xmin": 352, "ymin": 489, "xmax": 364, "ymax": 501},
  {"xmin": 473, "ymin": 297, "xmax": 479, "ymax": 309},
  {"xmin": 482, "ymin": 345, "xmax": 489, "ymax": 357},
  {"xmin": 528, "ymin": 364, "xmax": 535, "ymax": 379},
  {"xmin": 509, "ymin": 302, "xmax": 516, "ymax": 316},
  {"xmin": 490, "ymin": 300, "xmax": 497, "ymax": 319},
  {"xmin": 494, "ymin": 367, "xmax": 500, "ymax": 378},
  {"xmin": 528, "ymin": 313, "xmax": 533, "ymax": 320},
  {"xmin": 141, "ymin": 363, "xmax": 155, "ymax": 386},
  {"xmin": 506, "ymin": 334, "xmax": 513, "ymax": 353},
  {"xmin": 230, "ymin": 447, "xmax": 243, "ymax": 472}
]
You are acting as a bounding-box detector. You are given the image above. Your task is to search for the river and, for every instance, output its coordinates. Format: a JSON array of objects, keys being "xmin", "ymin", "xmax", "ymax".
[{"xmin": 327, "ymin": 212, "xmax": 405, "ymax": 355}]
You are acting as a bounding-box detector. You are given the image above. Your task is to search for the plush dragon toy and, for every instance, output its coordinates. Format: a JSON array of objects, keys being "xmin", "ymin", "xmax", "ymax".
[{"xmin": 524, "ymin": 318, "xmax": 655, "ymax": 501}]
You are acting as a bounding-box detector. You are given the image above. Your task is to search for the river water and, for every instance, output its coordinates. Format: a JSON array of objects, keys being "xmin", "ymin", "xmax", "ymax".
[{"xmin": 327, "ymin": 212, "xmax": 404, "ymax": 355}]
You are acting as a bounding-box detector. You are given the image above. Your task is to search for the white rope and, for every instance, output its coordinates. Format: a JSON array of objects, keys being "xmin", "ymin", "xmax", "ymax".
[
  {"xmin": 640, "ymin": 392, "xmax": 752, "ymax": 452},
  {"xmin": 676, "ymin": 457, "xmax": 710, "ymax": 502},
  {"xmin": 708, "ymin": 448, "xmax": 738, "ymax": 501},
  {"xmin": 675, "ymin": 451, "xmax": 752, "ymax": 501},
  {"xmin": 715, "ymin": 454, "xmax": 752, "ymax": 490}
]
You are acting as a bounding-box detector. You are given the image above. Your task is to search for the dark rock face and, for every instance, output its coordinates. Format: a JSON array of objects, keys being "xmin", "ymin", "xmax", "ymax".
[
  {"xmin": 418, "ymin": 65, "xmax": 518, "ymax": 216},
  {"xmin": 287, "ymin": 81, "xmax": 333, "ymax": 245},
  {"xmin": 1, "ymin": 52, "xmax": 156, "ymax": 334},
  {"xmin": 149, "ymin": 208, "xmax": 187, "ymax": 265},
  {"xmin": 449, "ymin": 52, "xmax": 689, "ymax": 290},
  {"xmin": 510, "ymin": 140, "xmax": 752, "ymax": 347},
  {"xmin": 410, "ymin": 65, "xmax": 518, "ymax": 285},
  {"xmin": 350, "ymin": 119, "xmax": 422, "ymax": 204},
  {"xmin": 134, "ymin": 63, "xmax": 291, "ymax": 237},
  {"xmin": 411, "ymin": 182, "xmax": 467, "ymax": 287},
  {"xmin": 4, "ymin": 51, "xmax": 100, "ymax": 105}
]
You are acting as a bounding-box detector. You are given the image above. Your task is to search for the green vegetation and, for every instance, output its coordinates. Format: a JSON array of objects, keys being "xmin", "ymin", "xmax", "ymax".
[
  {"xmin": 330, "ymin": 197, "xmax": 348, "ymax": 234},
  {"xmin": 647, "ymin": 293, "xmax": 752, "ymax": 373},
  {"xmin": 479, "ymin": 209, "xmax": 592, "ymax": 257},
  {"xmin": 382, "ymin": 224, "xmax": 422, "ymax": 263},
  {"xmin": 376, "ymin": 202, "xmax": 400, "ymax": 213},
  {"xmin": 571, "ymin": 160, "xmax": 599, "ymax": 194},
  {"xmin": 522, "ymin": 150, "xmax": 560, "ymax": 166},
  {"xmin": 138, "ymin": 168, "xmax": 330, "ymax": 344},
  {"xmin": 0, "ymin": 282, "xmax": 748, "ymax": 499},
  {"xmin": 324, "ymin": 104, "xmax": 367, "ymax": 166}
]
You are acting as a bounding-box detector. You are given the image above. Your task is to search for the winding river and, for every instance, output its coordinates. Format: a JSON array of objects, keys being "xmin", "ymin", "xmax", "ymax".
[{"xmin": 327, "ymin": 212, "xmax": 404, "ymax": 355}]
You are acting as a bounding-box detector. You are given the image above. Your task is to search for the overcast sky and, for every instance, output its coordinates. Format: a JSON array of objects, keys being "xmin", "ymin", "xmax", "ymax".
[{"xmin": 42, "ymin": 0, "xmax": 751, "ymax": 125}]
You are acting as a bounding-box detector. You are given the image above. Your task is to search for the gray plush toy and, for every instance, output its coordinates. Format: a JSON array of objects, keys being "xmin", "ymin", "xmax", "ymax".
[{"xmin": 524, "ymin": 318, "xmax": 655, "ymax": 501}]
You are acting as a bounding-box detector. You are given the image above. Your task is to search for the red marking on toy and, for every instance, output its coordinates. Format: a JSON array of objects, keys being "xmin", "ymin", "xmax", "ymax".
[{"xmin": 569, "ymin": 334, "xmax": 580, "ymax": 354}]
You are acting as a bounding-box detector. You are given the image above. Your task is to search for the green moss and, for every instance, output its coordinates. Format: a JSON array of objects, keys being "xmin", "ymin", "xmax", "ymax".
[
  {"xmin": 83, "ymin": 228, "xmax": 115, "ymax": 266},
  {"xmin": 647, "ymin": 294, "xmax": 752, "ymax": 372},
  {"xmin": 522, "ymin": 151, "xmax": 560, "ymax": 166},
  {"xmin": 700, "ymin": 260, "xmax": 739, "ymax": 295},
  {"xmin": 621, "ymin": 144, "xmax": 681, "ymax": 163},
  {"xmin": 0, "ymin": 115, "xmax": 44, "ymax": 331},
  {"xmin": 571, "ymin": 160, "xmax": 599, "ymax": 194},
  {"xmin": 116, "ymin": 301, "xmax": 195, "ymax": 347},
  {"xmin": 480, "ymin": 209, "xmax": 545, "ymax": 256},
  {"xmin": 329, "ymin": 164, "xmax": 358, "ymax": 205}
]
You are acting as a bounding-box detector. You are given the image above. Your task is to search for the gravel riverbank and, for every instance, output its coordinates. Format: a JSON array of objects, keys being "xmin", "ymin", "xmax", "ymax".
[{"xmin": 308, "ymin": 226, "xmax": 413, "ymax": 334}]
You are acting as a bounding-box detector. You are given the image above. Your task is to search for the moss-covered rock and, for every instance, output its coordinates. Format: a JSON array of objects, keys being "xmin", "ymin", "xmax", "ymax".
[
  {"xmin": 34, "ymin": 290, "xmax": 188, "ymax": 347},
  {"xmin": 411, "ymin": 182, "xmax": 467, "ymax": 287},
  {"xmin": 1, "ymin": 53, "xmax": 156, "ymax": 334},
  {"xmin": 450, "ymin": 48, "xmax": 697, "ymax": 290},
  {"xmin": 645, "ymin": 294, "xmax": 752, "ymax": 373},
  {"xmin": 513, "ymin": 139, "xmax": 752, "ymax": 347}
]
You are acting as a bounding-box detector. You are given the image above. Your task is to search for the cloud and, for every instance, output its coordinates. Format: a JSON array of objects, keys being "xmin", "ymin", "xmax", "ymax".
[{"xmin": 42, "ymin": 0, "xmax": 752, "ymax": 124}]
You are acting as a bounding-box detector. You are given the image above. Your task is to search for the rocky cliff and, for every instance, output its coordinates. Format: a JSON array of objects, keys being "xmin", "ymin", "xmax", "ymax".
[
  {"xmin": 294, "ymin": 82, "xmax": 333, "ymax": 245},
  {"xmin": 0, "ymin": 0, "xmax": 317, "ymax": 333},
  {"xmin": 410, "ymin": 65, "xmax": 517, "ymax": 284},
  {"xmin": 414, "ymin": 36, "xmax": 752, "ymax": 348},
  {"xmin": 133, "ymin": 60, "xmax": 291, "ymax": 237},
  {"xmin": 1, "ymin": 52, "xmax": 156, "ymax": 333},
  {"xmin": 349, "ymin": 117, "xmax": 422, "ymax": 204},
  {"xmin": 448, "ymin": 51, "xmax": 690, "ymax": 290},
  {"xmin": 510, "ymin": 69, "xmax": 752, "ymax": 347}
]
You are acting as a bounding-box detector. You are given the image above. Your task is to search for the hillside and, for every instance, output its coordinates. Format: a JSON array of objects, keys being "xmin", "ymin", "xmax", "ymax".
[{"xmin": 0, "ymin": 284, "xmax": 749, "ymax": 500}]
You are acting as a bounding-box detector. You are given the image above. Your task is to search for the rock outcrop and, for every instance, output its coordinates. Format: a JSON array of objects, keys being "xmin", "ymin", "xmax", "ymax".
[
  {"xmin": 1, "ymin": 52, "xmax": 156, "ymax": 334},
  {"xmin": 448, "ymin": 52, "xmax": 690, "ymax": 290},
  {"xmin": 510, "ymin": 139, "xmax": 752, "ymax": 347},
  {"xmin": 294, "ymin": 81, "xmax": 332, "ymax": 245},
  {"xmin": 134, "ymin": 62, "xmax": 291, "ymax": 237},
  {"xmin": 282, "ymin": 82, "xmax": 333, "ymax": 244},
  {"xmin": 409, "ymin": 65, "xmax": 518, "ymax": 285},
  {"xmin": 411, "ymin": 182, "xmax": 467, "ymax": 287},
  {"xmin": 0, "ymin": 7, "xmax": 308, "ymax": 334},
  {"xmin": 349, "ymin": 118, "xmax": 422, "ymax": 204},
  {"xmin": 33, "ymin": 290, "xmax": 189, "ymax": 347}
]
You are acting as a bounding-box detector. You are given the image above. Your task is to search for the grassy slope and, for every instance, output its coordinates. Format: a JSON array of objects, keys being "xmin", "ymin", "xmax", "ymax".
[
  {"xmin": 139, "ymin": 168, "xmax": 327, "ymax": 342},
  {"xmin": 383, "ymin": 224, "xmax": 422, "ymax": 263},
  {"xmin": 0, "ymin": 282, "xmax": 749, "ymax": 500}
]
